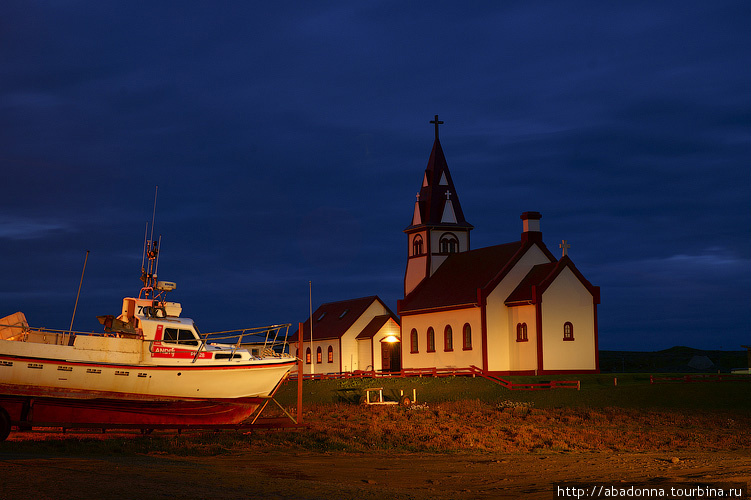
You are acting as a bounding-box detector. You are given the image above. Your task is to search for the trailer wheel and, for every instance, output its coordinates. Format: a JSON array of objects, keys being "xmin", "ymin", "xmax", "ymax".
[
  {"xmin": 0, "ymin": 407, "xmax": 11, "ymax": 442},
  {"xmin": 399, "ymin": 395, "xmax": 412, "ymax": 407}
]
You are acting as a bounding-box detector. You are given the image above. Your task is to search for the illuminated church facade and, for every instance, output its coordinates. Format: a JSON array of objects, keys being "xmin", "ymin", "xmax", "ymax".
[{"xmin": 396, "ymin": 118, "xmax": 600, "ymax": 375}]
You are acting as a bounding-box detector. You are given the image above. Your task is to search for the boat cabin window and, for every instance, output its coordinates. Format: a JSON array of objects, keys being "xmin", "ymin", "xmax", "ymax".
[{"xmin": 163, "ymin": 328, "xmax": 199, "ymax": 346}]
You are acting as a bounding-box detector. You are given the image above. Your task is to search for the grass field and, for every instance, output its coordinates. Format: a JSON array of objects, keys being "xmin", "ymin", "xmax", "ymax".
[
  {"xmin": 3, "ymin": 371, "xmax": 750, "ymax": 458},
  {"xmin": 275, "ymin": 372, "xmax": 751, "ymax": 410}
]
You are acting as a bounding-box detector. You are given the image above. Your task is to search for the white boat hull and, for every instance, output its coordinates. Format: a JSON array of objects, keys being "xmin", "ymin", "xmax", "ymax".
[{"xmin": 0, "ymin": 339, "xmax": 296, "ymax": 401}]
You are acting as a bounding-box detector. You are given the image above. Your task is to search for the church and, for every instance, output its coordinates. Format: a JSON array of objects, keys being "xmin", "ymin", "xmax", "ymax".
[
  {"xmin": 396, "ymin": 117, "xmax": 600, "ymax": 375},
  {"xmin": 294, "ymin": 117, "xmax": 600, "ymax": 376}
]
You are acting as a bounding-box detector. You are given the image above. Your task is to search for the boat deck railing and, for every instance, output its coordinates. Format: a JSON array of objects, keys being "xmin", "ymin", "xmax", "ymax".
[
  {"xmin": 1, "ymin": 321, "xmax": 295, "ymax": 362},
  {"xmin": 196, "ymin": 323, "xmax": 293, "ymax": 362}
]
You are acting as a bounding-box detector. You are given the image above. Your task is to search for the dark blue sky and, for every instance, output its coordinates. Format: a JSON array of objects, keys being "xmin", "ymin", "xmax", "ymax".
[{"xmin": 1, "ymin": 2, "xmax": 749, "ymax": 351}]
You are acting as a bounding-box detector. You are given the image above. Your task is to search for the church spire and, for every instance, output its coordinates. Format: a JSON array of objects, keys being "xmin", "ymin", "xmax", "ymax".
[
  {"xmin": 404, "ymin": 116, "xmax": 474, "ymax": 296},
  {"xmin": 406, "ymin": 117, "xmax": 472, "ymax": 231}
]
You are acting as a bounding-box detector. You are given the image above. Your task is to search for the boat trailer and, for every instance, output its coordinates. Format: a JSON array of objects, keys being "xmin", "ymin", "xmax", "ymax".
[{"xmin": 363, "ymin": 387, "xmax": 416, "ymax": 406}]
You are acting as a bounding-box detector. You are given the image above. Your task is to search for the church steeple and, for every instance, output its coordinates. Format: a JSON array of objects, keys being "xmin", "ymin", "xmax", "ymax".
[{"xmin": 404, "ymin": 116, "xmax": 473, "ymax": 296}]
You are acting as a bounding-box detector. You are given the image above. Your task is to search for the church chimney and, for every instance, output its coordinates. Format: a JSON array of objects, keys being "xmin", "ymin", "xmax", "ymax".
[{"xmin": 520, "ymin": 211, "xmax": 542, "ymax": 243}]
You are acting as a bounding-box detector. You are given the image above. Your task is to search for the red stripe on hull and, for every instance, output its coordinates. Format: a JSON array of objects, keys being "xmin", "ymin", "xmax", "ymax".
[{"xmin": 0, "ymin": 393, "xmax": 262, "ymax": 427}]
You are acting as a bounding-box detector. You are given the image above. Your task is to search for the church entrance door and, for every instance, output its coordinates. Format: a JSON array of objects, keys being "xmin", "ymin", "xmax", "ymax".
[{"xmin": 381, "ymin": 341, "xmax": 401, "ymax": 372}]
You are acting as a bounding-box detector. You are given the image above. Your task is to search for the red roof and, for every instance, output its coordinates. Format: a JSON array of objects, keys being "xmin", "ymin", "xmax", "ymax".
[
  {"xmin": 355, "ymin": 314, "xmax": 398, "ymax": 340},
  {"xmin": 290, "ymin": 296, "xmax": 396, "ymax": 342},
  {"xmin": 505, "ymin": 256, "xmax": 601, "ymax": 305},
  {"xmin": 504, "ymin": 262, "xmax": 558, "ymax": 304},
  {"xmin": 398, "ymin": 241, "xmax": 526, "ymax": 313}
]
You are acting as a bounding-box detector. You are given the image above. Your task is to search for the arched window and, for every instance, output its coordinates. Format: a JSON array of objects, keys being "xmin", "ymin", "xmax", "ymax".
[
  {"xmin": 444, "ymin": 325, "xmax": 453, "ymax": 351},
  {"xmin": 316, "ymin": 346, "xmax": 322, "ymax": 363},
  {"xmin": 412, "ymin": 235, "xmax": 423, "ymax": 256},
  {"xmin": 410, "ymin": 328, "xmax": 419, "ymax": 353},
  {"xmin": 516, "ymin": 323, "xmax": 528, "ymax": 342},
  {"xmin": 463, "ymin": 323, "xmax": 472, "ymax": 350},
  {"xmin": 305, "ymin": 347, "xmax": 311, "ymax": 364},
  {"xmin": 563, "ymin": 322, "xmax": 574, "ymax": 341},
  {"xmin": 439, "ymin": 233, "xmax": 458, "ymax": 254},
  {"xmin": 327, "ymin": 345, "xmax": 334, "ymax": 363},
  {"xmin": 427, "ymin": 327, "xmax": 435, "ymax": 352}
]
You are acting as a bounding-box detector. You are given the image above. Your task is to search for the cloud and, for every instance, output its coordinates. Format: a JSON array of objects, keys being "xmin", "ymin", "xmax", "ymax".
[{"xmin": 0, "ymin": 217, "xmax": 70, "ymax": 240}]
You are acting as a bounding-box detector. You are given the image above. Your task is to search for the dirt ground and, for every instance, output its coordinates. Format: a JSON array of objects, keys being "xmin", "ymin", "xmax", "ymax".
[{"xmin": 1, "ymin": 441, "xmax": 749, "ymax": 500}]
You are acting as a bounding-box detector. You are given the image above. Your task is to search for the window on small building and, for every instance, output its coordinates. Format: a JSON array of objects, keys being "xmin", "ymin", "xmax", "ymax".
[
  {"xmin": 327, "ymin": 345, "xmax": 334, "ymax": 363},
  {"xmin": 563, "ymin": 322, "xmax": 574, "ymax": 341},
  {"xmin": 463, "ymin": 323, "xmax": 472, "ymax": 350},
  {"xmin": 427, "ymin": 327, "xmax": 435, "ymax": 352},
  {"xmin": 410, "ymin": 328, "xmax": 418, "ymax": 353},
  {"xmin": 412, "ymin": 235, "xmax": 423, "ymax": 256},
  {"xmin": 444, "ymin": 325, "xmax": 453, "ymax": 351},
  {"xmin": 339, "ymin": 309, "xmax": 349, "ymax": 319},
  {"xmin": 316, "ymin": 346, "xmax": 322, "ymax": 363},
  {"xmin": 305, "ymin": 347, "xmax": 311, "ymax": 364},
  {"xmin": 516, "ymin": 323, "xmax": 528, "ymax": 342},
  {"xmin": 439, "ymin": 233, "xmax": 459, "ymax": 254}
]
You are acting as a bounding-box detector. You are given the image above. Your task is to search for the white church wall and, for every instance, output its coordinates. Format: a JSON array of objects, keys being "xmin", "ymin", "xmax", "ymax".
[
  {"xmin": 485, "ymin": 245, "xmax": 552, "ymax": 373},
  {"xmin": 506, "ymin": 304, "xmax": 538, "ymax": 373},
  {"xmin": 540, "ymin": 268, "xmax": 597, "ymax": 371},
  {"xmin": 339, "ymin": 300, "xmax": 391, "ymax": 372},
  {"xmin": 357, "ymin": 338, "xmax": 373, "ymax": 371},
  {"xmin": 401, "ymin": 307, "xmax": 483, "ymax": 369}
]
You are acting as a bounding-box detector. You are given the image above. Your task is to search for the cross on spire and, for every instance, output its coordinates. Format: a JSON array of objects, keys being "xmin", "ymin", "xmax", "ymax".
[
  {"xmin": 430, "ymin": 114, "xmax": 444, "ymax": 140},
  {"xmin": 559, "ymin": 239, "xmax": 570, "ymax": 257}
]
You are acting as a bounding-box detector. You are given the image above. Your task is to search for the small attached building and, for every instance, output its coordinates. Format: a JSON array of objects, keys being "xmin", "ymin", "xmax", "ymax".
[{"xmin": 290, "ymin": 296, "xmax": 400, "ymax": 374}]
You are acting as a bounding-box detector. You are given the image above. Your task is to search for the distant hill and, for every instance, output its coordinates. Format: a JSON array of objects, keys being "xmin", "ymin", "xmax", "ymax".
[{"xmin": 599, "ymin": 346, "xmax": 748, "ymax": 373}]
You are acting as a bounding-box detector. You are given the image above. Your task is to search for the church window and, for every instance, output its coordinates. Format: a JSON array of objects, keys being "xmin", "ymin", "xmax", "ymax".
[
  {"xmin": 439, "ymin": 234, "xmax": 458, "ymax": 254},
  {"xmin": 316, "ymin": 346, "xmax": 322, "ymax": 363},
  {"xmin": 563, "ymin": 322, "xmax": 574, "ymax": 341},
  {"xmin": 410, "ymin": 329, "xmax": 419, "ymax": 353},
  {"xmin": 327, "ymin": 345, "xmax": 334, "ymax": 363},
  {"xmin": 516, "ymin": 323, "xmax": 528, "ymax": 342},
  {"xmin": 427, "ymin": 327, "xmax": 435, "ymax": 352},
  {"xmin": 462, "ymin": 323, "xmax": 472, "ymax": 350},
  {"xmin": 444, "ymin": 325, "xmax": 453, "ymax": 351},
  {"xmin": 412, "ymin": 235, "xmax": 423, "ymax": 256},
  {"xmin": 305, "ymin": 347, "xmax": 311, "ymax": 364}
]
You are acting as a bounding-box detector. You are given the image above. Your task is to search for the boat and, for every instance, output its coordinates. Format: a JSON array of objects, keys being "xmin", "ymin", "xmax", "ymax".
[{"xmin": 0, "ymin": 232, "xmax": 297, "ymax": 441}]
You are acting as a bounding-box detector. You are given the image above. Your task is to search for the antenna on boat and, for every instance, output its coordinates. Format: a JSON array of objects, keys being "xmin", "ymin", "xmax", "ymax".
[
  {"xmin": 150, "ymin": 186, "xmax": 158, "ymax": 245},
  {"xmin": 140, "ymin": 187, "xmax": 160, "ymax": 298},
  {"xmin": 140, "ymin": 222, "xmax": 148, "ymax": 276},
  {"xmin": 69, "ymin": 250, "xmax": 90, "ymax": 333}
]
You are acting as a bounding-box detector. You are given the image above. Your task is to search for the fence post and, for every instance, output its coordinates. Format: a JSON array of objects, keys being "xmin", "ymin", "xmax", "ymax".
[{"xmin": 297, "ymin": 322, "xmax": 303, "ymax": 424}]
